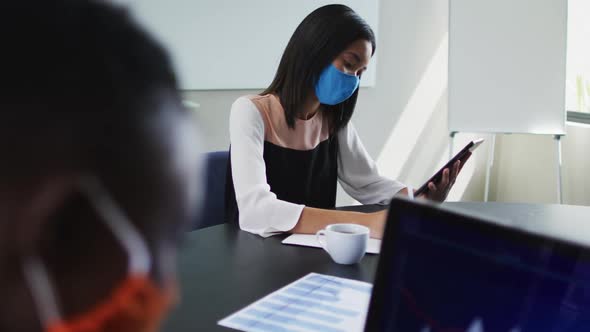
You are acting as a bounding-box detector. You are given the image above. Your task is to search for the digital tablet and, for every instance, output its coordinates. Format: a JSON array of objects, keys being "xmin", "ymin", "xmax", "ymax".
[{"xmin": 414, "ymin": 138, "xmax": 484, "ymax": 196}]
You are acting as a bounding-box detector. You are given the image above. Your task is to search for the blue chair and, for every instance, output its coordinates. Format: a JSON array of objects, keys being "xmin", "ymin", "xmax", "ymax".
[{"xmin": 192, "ymin": 151, "xmax": 229, "ymax": 230}]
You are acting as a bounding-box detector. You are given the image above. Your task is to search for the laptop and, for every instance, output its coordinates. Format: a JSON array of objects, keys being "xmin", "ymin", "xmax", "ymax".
[{"xmin": 365, "ymin": 198, "xmax": 590, "ymax": 332}]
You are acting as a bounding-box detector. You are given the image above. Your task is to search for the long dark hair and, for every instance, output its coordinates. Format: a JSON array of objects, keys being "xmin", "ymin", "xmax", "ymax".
[{"xmin": 262, "ymin": 4, "xmax": 376, "ymax": 132}]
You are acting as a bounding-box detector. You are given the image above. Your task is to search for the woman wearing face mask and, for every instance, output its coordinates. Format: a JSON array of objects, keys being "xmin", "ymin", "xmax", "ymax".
[
  {"xmin": 226, "ymin": 4, "xmax": 462, "ymax": 239},
  {"xmin": 0, "ymin": 1, "xmax": 201, "ymax": 331}
]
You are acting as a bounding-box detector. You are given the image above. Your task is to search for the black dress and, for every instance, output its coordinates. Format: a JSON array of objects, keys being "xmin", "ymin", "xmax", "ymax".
[{"xmin": 225, "ymin": 136, "xmax": 339, "ymax": 224}]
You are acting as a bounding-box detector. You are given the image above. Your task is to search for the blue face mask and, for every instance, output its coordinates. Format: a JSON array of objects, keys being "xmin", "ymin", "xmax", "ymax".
[{"xmin": 314, "ymin": 64, "xmax": 360, "ymax": 105}]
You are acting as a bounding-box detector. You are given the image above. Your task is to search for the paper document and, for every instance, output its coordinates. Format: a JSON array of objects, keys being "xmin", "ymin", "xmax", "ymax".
[
  {"xmin": 218, "ymin": 273, "xmax": 373, "ymax": 332},
  {"xmin": 282, "ymin": 234, "xmax": 381, "ymax": 254}
]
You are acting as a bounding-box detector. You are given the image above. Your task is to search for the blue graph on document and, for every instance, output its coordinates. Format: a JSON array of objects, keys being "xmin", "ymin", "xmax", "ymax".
[{"xmin": 219, "ymin": 273, "xmax": 373, "ymax": 332}]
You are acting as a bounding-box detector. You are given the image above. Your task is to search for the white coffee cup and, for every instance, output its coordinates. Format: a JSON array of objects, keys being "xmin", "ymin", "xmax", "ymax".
[{"xmin": 316, "ymin": 224, "xmax": 369, "ymax": 265}]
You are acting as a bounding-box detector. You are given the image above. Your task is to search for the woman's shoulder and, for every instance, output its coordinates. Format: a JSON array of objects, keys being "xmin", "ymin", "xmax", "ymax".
[
  {"xmin": 232, "ymin": 94, "xmax": 283, "ymax": 123},
  {"xmin": 234, "ymin": 94, "xmax": 279, "ymax": 114},
  {"xmin": 229, "ymin": 95, "xmax": 269, "ymax": 136},
  {"xmin": 232, "ymin": 94, "xmax": 257, "ymax": 108},
  {"xmin": 233, "ymin": 94, "xmax": 274, "ymax": 107},
  {"xmin": 231, "ymin": 95, "xmax": 264, "ymax": 118}
]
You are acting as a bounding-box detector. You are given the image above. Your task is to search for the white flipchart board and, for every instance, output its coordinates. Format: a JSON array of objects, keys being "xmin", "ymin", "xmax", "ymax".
[
  {"xmin": 449, "ymin": 0, "xmax": 567, "ymax": 135},
  {"xmin": 112, "ymin": 0, "xmax": 379, "ymax": 90}
]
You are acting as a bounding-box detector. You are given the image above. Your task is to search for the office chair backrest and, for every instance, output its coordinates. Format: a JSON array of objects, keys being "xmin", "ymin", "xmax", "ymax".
[{"xmin": 192, "ymin": 150, "xmax": 229, "ymax": 230}]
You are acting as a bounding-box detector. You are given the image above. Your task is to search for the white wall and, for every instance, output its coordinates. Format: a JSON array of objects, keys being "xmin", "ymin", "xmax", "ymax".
[
  {"xmin": 120, "ymin": 0, "xmax": 379, "ymax": 89},
  {"xmin": 184, "ymin": 0, "xmax": 590, "ymax": 206}
]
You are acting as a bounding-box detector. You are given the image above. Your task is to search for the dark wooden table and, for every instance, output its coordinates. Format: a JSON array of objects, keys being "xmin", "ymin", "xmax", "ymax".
[{"xmin": 161, "ymin": 202, "xmax": 590, "ymax": 331}]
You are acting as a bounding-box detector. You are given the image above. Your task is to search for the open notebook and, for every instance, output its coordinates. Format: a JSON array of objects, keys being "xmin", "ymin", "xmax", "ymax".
[{"xmin": 282, "ymin": 234, "xmax": 381, "ymax": 254}]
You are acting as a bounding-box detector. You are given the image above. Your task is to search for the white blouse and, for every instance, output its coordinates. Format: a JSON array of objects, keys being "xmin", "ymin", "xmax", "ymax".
[{"xmin": 229, "ymin": 95, "xmax": 406, "ymax": 237}]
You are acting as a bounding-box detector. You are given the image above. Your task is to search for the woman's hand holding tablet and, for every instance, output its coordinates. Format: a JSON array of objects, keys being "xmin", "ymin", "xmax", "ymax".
[{"xmin": 415, "ymin": 138, "xmax": 484, "ymax": 201}]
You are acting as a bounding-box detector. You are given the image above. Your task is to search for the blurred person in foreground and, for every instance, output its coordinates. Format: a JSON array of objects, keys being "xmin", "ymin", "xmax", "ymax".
[{"xmin": 0, "ymin": 1, "xmax": 202, "ymax": 331}]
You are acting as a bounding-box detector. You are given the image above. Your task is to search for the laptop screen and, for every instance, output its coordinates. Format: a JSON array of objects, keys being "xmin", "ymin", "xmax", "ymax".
[{"xmin": 365, "ymin": 199, "xmax": 590, "ymax": 332}]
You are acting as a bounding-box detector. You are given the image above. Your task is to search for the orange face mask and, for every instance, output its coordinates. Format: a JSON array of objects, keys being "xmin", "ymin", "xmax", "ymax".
[{"xmin": 23, "ymin": 177, "xmax": 176, "ymax": 332}]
